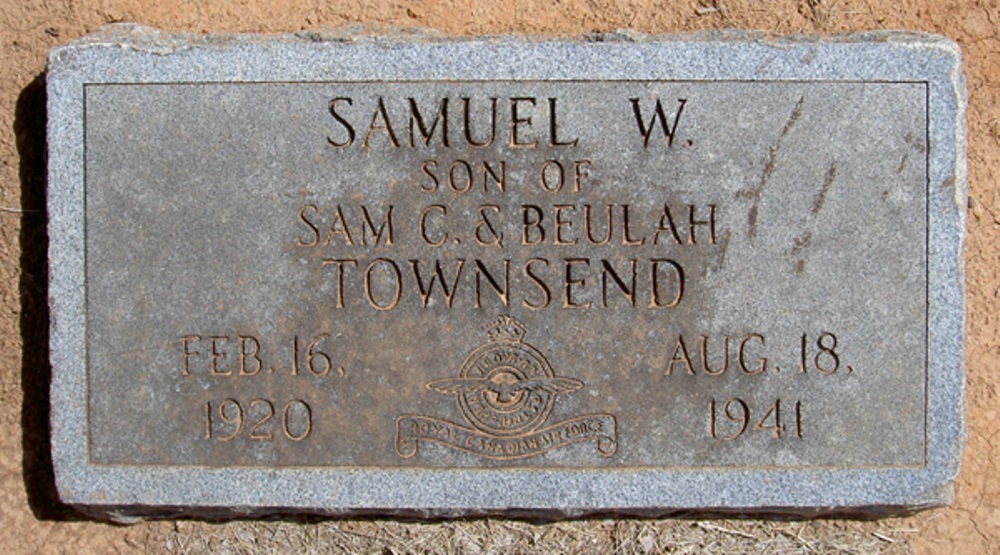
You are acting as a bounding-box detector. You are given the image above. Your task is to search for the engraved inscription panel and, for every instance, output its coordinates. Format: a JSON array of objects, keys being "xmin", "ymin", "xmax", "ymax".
[{"xmin": 84, "ymin": 81, "xmax": 927, "ymax": 468}]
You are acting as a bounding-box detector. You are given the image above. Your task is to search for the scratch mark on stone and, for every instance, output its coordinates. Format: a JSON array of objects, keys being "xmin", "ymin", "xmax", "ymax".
[
  {"xmin": 897, "ymin": 152, "xmax": 909, "ymax": 173},
  {"xmin": 903, "ymin": 131, "xmax": 927, "ymax": 154},
  {"xmin": 791, "ymin": 231, "xmax": 812, "ymax": 255},
  {"xmin": 791, "ymin": 231, "xmax": 812, "ymax": 273},
  {"xmin": 737, "ymin": 97, "xmax": 805, "ymax": 242},
  {"xmin": 812, "ymin": 162, "xmax": 837, "ymax": 214},
  {"xmin": 738, "ymin": 146, "xmax": 777, "ymax": 240},
  {"xmin": 780, "ymin": 96, "xmax": 805, "ymax": 138},
  {"xmin": 709, "ymin": 230, "xmax": 732, "ymax": 273}
]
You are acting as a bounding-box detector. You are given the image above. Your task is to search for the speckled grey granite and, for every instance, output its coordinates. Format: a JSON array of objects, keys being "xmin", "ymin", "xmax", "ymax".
[{"xmin": 47, "ymin": 24, "xmax": 966, "ymax": 521}]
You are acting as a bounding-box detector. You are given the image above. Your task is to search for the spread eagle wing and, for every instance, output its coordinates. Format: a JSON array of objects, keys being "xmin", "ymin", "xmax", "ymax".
[
  {"xmin": 511, "ymin": 377, "xmax": 584, "ymax": 394},
  {"xmin": 427, "ymin": 377, "xmax": 490, "ymax": 394}
]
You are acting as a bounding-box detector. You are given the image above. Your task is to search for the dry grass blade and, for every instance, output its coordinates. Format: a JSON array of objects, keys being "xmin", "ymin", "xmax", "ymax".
[
  {"xmin": 871, "ymin": 530, "xmax": 895, "ymax": 543},
  {"xmin": 696, "ymin": 521, "xmax": 758, "ymax": 540}
]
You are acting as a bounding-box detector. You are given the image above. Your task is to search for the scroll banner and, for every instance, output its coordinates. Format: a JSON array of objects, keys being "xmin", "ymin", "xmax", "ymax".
[{"xmin": 396, "ymin": 413, "xmax": 617, "ymax": 460}]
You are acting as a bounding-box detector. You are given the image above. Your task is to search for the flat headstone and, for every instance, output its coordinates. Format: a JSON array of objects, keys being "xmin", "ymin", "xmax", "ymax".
[{"xmin": 47, "ymin": 24, "xmax": 966, "ymax": 520}]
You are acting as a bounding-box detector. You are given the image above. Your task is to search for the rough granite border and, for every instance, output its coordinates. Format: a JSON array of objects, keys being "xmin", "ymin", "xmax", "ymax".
[{"xmin": 46, "ymin": 24, "xmax": 966, "ymax": 521}]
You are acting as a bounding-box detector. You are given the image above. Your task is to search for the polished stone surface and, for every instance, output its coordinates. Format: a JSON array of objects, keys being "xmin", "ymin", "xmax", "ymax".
[{"xmin": 47, "ymin": 24, "xmax": 966, "ymax": 520}]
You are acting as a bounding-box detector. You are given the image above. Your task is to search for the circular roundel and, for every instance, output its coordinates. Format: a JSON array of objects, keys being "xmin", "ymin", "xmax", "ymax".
[{"xmin": 457, "ymin": 340, "xmax": 556, "ymax": 436}]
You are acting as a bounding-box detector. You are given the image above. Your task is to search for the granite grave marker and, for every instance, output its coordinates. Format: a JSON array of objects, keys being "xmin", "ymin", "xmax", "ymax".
[{"xmin": 47, "ymin": 25, "xmax": 966, "ymax": 519}]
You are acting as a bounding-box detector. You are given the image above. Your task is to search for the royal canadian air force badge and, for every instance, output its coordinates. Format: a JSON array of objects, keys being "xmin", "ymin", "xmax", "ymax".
[{"xmin": 396, "ymin": 315, "xmax": 618, "ymax": 460}]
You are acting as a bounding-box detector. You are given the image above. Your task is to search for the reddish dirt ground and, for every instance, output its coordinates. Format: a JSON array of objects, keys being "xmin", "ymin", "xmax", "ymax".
[{"xmin": 0, "ymin": 1, "xmax": 997, "ymax": 552}]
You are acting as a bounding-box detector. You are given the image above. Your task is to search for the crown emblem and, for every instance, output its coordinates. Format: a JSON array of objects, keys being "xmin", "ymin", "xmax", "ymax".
[{"xmin": 485, "ymin": 315, "xmax": 526, "ymax": 343}]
